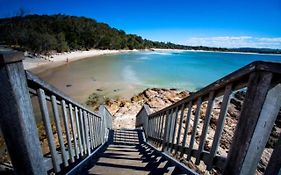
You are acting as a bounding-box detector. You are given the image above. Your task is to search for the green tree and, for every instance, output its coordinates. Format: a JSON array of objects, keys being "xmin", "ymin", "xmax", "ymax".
[{"xmin": 56, "ymin": 32, "xmax": 69, "ymax": 52}]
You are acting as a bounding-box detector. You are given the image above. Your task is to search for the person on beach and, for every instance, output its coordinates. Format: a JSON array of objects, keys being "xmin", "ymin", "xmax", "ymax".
[{"xmin": 66, "ymin": 57, "xmax": 69, "ymax": 63}]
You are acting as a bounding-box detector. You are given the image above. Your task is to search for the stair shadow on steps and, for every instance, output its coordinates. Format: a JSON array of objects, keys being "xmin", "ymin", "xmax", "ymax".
[{"xmin": 86, "ymin": 129, "xmax": 174, "ymax": 175}]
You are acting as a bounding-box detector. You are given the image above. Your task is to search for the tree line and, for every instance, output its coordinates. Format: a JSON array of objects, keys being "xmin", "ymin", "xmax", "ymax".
[{"xmin": 0, "ymin": 14, "xmax": 280, "ymax": 54}]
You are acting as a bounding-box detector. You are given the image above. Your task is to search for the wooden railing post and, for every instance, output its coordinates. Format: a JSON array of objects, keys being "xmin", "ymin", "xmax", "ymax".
[
  {"xmin": 144, "ymin": 105, "xmax": 151, "ymax": 135},
  {"xmin": 99, "ymin": 105, "xmax": 107, "ymax": 143},
  {"xmin": 99, "ymin": 105, "xmax": 113, "ymax": 143},
  {"xmin": 224, "ymin": 71, "xmax": 280, "ymax": 175},
  {"xmin": 0, "ymin": 51, "xmax": 46, "ymax": 175},
  {"xmin": 135, "ymin": 104, "xmax": 151, "ymax": 135}
]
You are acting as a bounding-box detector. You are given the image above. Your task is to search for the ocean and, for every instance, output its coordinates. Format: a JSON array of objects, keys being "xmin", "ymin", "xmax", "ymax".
[{"xmin": 37, "ymin": 50, "xmax": 281, "ymax": 102}]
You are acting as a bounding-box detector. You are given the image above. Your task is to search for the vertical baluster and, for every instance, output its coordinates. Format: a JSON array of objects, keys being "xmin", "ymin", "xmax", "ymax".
[
  {"xmin": 147, "ymin": 118, "xmax": 151, "ymax": 138},
  {"xmin": 162, "ymin": 110, "xmax": 170, "ymax": 151},
  {"xmin": 170, "ymin": 106, "xmax": 180, "ymax": 153},
  {"xmin": 151, "ymin": 117, "xmax": 155, "ymax": 139},
  {"xmin": 207, "ymin": 84, "xmax": 232, "ymax": 170},
  {"xmin": 92, "ymin": 116, "xmax": 97, "ymax": 147},
  {"xmin": 154, "ymin": 115, "xmax": 159, "ymax": 138},
  {"xmin": 75, "ymin": 107, "xmax": 83, "ymax": 156},
  {"xmin": 92, "ymin": 116, "xmax": 95, "ymax": 146},
  {"xmin": 153, "ymin": 116, "xmax": 157, "ymax": 144},
  {"xmin": 92, "ymin": 115, "xmax": 97, "ymax": 147},
  {"xmin": 180, "ymin": 101, "xmax": 192, "ymax": 157},
  {"xmin": 98, "ymin": 117, "xmax": 102, "ymax": 145},
  {"xmin": 151, "ymin": 117, "xmax": 154, "ymax": 139},
  {"xmin": 93, "ymin": 115, "xmax": 97, "ymax": 147},
  {"xmin": 155, "ymin": 117, "xmax": 159, "ymax": 144},
  {"xmin": 159, "ymin": 113, "xmax": 165, "ymax": 142},
  {"xmin": 97, "ymin": 116, "xmax": 101, "ymax": 146},
  {"xmin": 83, "ymin": 111, "xmax": 91, "ymax": 155},
  {"xmin": 157, "ymin": 114, "xmax": 163, "ymax": 146},
  {"xmin": 62, "ymin": 100, "xmax": 74, "ymax": 163},
  {"xmin": 150, "ymin": 117, "xmax": 153, "ymax": 140},
  {"xmin": 69, "ymin": 104, "xmax": 79, "ymax": 159},
  {"xmin": 166, "ymin": 109, "xmax": 174, "ymax": 151},
  {"xmin": 157, "ymin": 113, "xmax": 162, "ymax": 139},
  {"xmin": 79, "ymin": 109, "xmax": 86, "ymax": 154},
  {"xmin": 96, "ymin": 116, "xmax": 100, "ymax": 147},
  {"xmin": 153, "ymin": 117, "xmax": 157, "ymax": 139},
  {"xmin": 175, "ymin": 103, "xmax": 185, "ymax": 154},
  {"xmin": 187, "ymin": 97, "xmax": 202, "ymax": 160},
  {"xmin": 37, "ymin": 89, "xmax": 60, "ymax": 173},
  {"xmin": 196, "ymin": 91, "xmax": 215, "ymax": 165},
  {"xmin": 51, "ymin": 95, "xmax": 68, "ymax": 166},
  {"xmin": 151, "ymin": 117, "xmax": 154, "ymax": 140},
  {"xmin": 95, "ymin": 116, "xmax": 99, "ymax": 146},
  {"xmin": 88, "ymin": 114, "xmax": 93, "ymax": 149}
]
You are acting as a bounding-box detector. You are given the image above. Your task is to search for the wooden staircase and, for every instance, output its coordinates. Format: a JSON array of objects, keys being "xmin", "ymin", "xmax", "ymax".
[
  {"xmin": 87, "ymin": 129, "xmax": 195, "ymax": 175},
  {"xmin": 0, "ymin": 51, "xmax": 281, "ymax": 175}
]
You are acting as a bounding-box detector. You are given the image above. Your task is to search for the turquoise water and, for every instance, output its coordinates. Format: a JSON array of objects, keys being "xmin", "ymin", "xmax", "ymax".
[
  {"xmin": 101, "ymin": 51, "xmax": 281, "ymax": 90},
  {"xmin": 38, "ymin": 50, "xmax": 281, "ymax": 101}
]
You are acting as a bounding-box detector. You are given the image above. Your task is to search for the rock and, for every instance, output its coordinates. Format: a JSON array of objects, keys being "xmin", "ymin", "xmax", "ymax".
[
  {"xmin": 144, "ymin": 88, "xmax": 158, "ymax": 98},
  {"xmin": 147, "ymin": 98, "xmax": 166, "ymax": 108},
  {"xmin": 170, "ymin": 88, "xmax": 178, "ymax": 91},
  {"xmin": 103, "ymin": 88, "xmax": 190, "ymax": 129}
]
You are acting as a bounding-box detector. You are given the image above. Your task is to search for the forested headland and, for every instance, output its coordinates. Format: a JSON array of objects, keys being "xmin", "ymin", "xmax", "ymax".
[{"xmin": 0, "ymin": 14, "xmax": 280, "ymax": 54}]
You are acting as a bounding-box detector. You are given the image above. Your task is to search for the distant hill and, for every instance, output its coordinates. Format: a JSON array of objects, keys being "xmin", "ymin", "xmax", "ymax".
[{"xmin": 0, "ymin": 14, "xmax": 280, "ymax": 54}]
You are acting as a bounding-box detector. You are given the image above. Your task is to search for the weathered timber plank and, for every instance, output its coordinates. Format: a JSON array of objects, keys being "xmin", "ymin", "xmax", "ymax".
[
  {"xmin": 51, "ymin": 95, "xmax": 68, "ymax": 166},
  {"xmin": 38, "ymin": 89, "xmax": 60, "ymax": 173},
  {"xmin": 0, "ymin": 53, "xmax": 46, "ymax": 175},
  {"xmin": 196, "ymin": 91, "xmax": 215, "ymax": 165},
  {"xmin": 207, "ymin": 84, "xmax": 232, "ymax": 170},
  {"xmin": 223, "ymin": 71, "xmax": 273, "ymax": 175},
  {"xmin": 187, "ymin": 97, "xmax": 202, "ymax": 160}
]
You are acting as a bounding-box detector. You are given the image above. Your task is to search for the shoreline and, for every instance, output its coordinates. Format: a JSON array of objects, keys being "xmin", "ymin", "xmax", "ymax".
[{"xmin": 23, "ymin": 49, "xmax": 138, "ymax": 72}]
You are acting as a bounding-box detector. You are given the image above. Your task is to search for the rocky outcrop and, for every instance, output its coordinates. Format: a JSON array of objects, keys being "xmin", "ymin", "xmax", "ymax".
[{"xmin": 105, "ymin": 88, "xmax": 190, "ymax": 128}]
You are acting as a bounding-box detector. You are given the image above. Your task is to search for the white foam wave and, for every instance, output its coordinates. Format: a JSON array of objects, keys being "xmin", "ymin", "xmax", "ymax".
[{"xmin": 142, "ymin": 51, "xmax": 172, "ymax": 56}]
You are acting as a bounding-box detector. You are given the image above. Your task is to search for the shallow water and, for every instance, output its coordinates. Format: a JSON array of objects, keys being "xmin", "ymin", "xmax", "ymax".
[{"xmin": 36, "ymin": 50, "xmax": 281, "ymax": 102}]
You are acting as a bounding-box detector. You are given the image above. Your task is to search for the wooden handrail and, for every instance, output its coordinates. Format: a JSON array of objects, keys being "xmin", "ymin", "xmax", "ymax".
[
  {"xmin": 0, "ymin": 52, "xmax": 46, "ymax": 175},
  {"xmin": 26, "ymin": 73, "xmax": 114, "ymax": 173},
  {"xmin": 0, "ymin": 51, "xmax": 114, "ymax": 175},
  {"xmin": 149, "ymin": 61, "xmax": 281, "ymax": 118},
  {"xmin": 26, "ymin": 71, "xmax": 101, "ymax": 118},
  {"xmin": 136, "ymin": 61, "xmax": 281, "ymax": 175}
]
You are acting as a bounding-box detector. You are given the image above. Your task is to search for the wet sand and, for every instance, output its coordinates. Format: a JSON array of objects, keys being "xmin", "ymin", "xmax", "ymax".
[{"xmin": 30, "ymin": 54, "xmax": 148, "ymax": 103}]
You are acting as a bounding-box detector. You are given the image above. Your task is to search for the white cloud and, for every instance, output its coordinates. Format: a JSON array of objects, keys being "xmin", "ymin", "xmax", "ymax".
[{"xmin": 185, "ymin": 36, "xmax": 281, "ymax": 49}]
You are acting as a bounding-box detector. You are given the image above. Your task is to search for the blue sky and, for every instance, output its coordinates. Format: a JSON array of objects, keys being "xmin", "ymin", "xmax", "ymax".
[{"xmin": 1, "ymin": 0, "xmax": 281, "ymax": 48}]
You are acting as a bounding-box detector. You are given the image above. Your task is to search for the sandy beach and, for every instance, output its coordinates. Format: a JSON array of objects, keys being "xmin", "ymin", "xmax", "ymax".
[{"xmin": 23, "ymin": 49, "xmax": 136, "ymax": 71}]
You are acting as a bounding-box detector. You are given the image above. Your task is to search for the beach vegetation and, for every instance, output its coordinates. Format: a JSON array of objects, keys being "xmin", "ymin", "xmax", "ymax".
[{"xmin": 0, "ymin": 14, "xmax": 280, "ymax": 54}]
